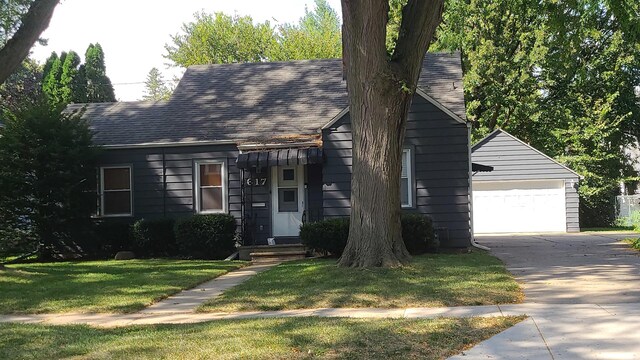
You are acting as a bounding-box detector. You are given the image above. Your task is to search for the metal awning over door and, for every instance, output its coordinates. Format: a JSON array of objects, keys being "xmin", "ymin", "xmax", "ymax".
[{"xmin": 236, "ymin": 148, "xmax": 324, "ymax": 169}]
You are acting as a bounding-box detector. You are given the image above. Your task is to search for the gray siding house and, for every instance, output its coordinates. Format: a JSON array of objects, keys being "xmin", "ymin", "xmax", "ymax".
[
  {"xmin": 471, "ymin": 129, "xmax": 581, "ymax": 233},
  {"xmin": 73, "ymin": 52, "xmax": 473, "ymax": 248}
]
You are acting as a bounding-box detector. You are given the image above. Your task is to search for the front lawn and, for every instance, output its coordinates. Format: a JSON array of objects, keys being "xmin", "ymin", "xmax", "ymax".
[
  {"xmin": 0, "ymin": 316, "xmax": 525, "ymax": 360},
  {"xmin": 0, "ymin": 259, "xmax": 245, "ymax": 314},
  {"xmin": 200, "ymin": 250, "xmax": 523, "ymax": 312}
]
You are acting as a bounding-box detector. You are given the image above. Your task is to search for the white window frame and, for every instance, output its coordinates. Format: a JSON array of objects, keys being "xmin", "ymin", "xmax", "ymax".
[
  {"xmin": 194, "ymin": 160, "xmax": 227, "ymax": 214},
  {"xmin": 100, "ymin": 165, "xmax": 133, "ymax": 217},
  {"xmin": 401, "ymin": 148, "xmax": 414, "ymax": 208}
]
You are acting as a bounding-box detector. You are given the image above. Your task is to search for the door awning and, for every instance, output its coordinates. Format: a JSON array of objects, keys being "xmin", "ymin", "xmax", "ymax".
[
  {"xmin": 472, "ymin": 163, "xmax": 494, "ymax": 172},
  {"xmin": 236, "ymin": 147, "xmax": 324, "ymax": 169}
]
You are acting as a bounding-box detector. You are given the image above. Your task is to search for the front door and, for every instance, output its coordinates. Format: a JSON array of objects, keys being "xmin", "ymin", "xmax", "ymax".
[{"xmin": 271, "ymin": 165, "xmax": 305, "ymax": 237}]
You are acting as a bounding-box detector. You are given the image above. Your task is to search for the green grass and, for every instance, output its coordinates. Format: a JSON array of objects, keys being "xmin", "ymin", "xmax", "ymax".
[
  {"xmin": 0, "ymin": 316, "xmax": 525, "ymax": 360},
  {"xmin": 582, "ymin": 226, "xmax": 639, "ymax": 232},
  {"xmin": 200, "ymin": 250, "xmax": 523, "ymax": 312},
  {"xmin": 0, "ymin": 259, "xmax": 246, "ymax": 314},
  {"xmin": 624, "ymin": 237, "xmax": 640, "ymax": 250}
]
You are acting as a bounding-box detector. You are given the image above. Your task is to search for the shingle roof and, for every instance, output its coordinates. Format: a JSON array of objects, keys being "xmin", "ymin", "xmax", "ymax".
[{"xmin": 71, "ymin": 52, "xmax": 465, "ymax": 147}]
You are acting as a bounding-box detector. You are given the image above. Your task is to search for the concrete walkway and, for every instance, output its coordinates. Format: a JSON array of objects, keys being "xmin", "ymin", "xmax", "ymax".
[{"xmin": 139, "ymin": 262, "xmax": 276, "ymax": 314}]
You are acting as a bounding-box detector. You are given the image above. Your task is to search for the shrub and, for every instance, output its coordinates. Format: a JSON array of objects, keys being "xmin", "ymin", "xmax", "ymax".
[
  {"xmin": 174, "ymin": 214, "xmax": 237, "ymax": 259},
  {"xmin": 91, "ymin": 219, "xmax": 134, "ymax": 257},
  {"xmin": 132, "ymin": 218, "xmax": 177, "ymax": 257},
  {"xmin": 401, "ymin": 213, "xmax": 438, "ymax": 254},
  {"xmin": 300, "ymin": 214, "xmax": 438, "ymax": 256},
  {"xmin": 300, "ymin": 217, "xmax": 349, "ymax": 256}
]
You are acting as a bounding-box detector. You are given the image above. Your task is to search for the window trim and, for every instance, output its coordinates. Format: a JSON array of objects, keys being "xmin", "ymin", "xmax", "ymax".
[
  {"xmin": 401, "ymin": 148, "xmax": 414, "ymax": 208},
  {"xmin": 99, "ymin": 165, "xmax": 133, "ymax": 217},
  {"xmin": 194, "ymin": 160, "xmax": 228, "ymax": 214}
]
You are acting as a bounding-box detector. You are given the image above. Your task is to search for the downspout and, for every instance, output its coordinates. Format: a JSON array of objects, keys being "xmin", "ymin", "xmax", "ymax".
[
  {"xmin": 162, "ymin": 147, "xmax": 166, "ymax": 217},
  {"xmin": 467, "ymin": 123, "xmax": 490, "ymax": 251}
]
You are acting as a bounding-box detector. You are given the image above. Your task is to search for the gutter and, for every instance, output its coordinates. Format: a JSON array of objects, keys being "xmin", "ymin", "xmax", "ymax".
[{"xmin": 467, "ymin": 123, "xmax": 490, "ymax": 251}]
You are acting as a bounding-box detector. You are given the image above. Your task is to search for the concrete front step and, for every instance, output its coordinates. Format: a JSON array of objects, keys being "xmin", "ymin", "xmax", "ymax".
[
  {"xmin": 250, "ymin": 250, "xmax": 307, "ymax": 263},
  {"xmin": 239, "ymin": 243, "xmax": 307, "ymax": 261}
]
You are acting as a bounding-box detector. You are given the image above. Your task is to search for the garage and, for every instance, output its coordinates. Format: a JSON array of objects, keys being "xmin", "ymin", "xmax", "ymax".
[{"xmin": 471, "ymin": 130, "xmax": 581, "ymax": 234}]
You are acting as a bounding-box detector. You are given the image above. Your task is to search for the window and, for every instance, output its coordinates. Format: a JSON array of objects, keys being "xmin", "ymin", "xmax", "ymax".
[
  {"xmin": 277, "ymin": 167, "xmax": 299, "ymax": 212},
  {"xmin": 100, "ymin": 166, "xmax": 132, "ymax": 216},
  {"xmin": 401, "ymin": 149, "xmax": 413, "ymax": 207},
  {"xmin": 195, "ymin": 161, "xmax": 226, "ymax": 213}
]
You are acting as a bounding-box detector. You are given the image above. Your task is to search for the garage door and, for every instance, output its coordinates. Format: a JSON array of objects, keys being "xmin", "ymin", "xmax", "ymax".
[{"xmin": 473, "ymin": 180, "xmax": 566, "ymax": 233}]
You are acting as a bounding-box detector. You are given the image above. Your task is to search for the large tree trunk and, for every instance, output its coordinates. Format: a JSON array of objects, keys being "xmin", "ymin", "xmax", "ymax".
[
  {"xmin": 0, "ymin": 0, "xmax": 59, "ymax": 84},
  {"xmin": 338, "ymin": 0, "xmax": 445, "ymax": 267}
]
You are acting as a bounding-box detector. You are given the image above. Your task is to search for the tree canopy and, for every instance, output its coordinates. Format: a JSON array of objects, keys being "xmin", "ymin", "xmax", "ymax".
[
  {"xmin": 164, "ymin": 0, "xmax": 342, "ymax": 67},
  {"xmin": 41, "ymin": 43, "xmax": 116, "ymax": 110},
  {"xmin": 434, "ymin": 0, "xmax": 640, "ymax": 226}
]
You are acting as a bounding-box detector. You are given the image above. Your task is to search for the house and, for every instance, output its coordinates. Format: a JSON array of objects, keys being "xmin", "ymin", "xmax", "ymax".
[
  {"xmin": 471, "ymin": 129, "xmax": 581, "ymax": 234},
  {"xmin": 70, "ymin": 52, "xmax": 474, "ymax": 249}
]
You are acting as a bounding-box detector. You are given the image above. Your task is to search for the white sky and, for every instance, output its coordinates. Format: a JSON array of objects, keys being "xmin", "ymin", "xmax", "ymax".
[{"xmin": 30, "ymin": 0, "xmax": 342, "ymax": 101}]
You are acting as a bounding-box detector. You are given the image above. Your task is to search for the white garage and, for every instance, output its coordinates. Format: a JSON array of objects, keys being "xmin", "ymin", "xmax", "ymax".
[{"xmin": 471, "ymin": 130, "xmax": 581, "ymax": 234}]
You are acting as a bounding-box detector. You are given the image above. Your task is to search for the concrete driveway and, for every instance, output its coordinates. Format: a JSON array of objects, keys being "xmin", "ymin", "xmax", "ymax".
[
  {"xmin": 476, "ymin": 233, "xmax": 640, "ymax": 304},
  {"xmin": 450, "ymin": 232, "xmax": 640, "ymax": 360}
]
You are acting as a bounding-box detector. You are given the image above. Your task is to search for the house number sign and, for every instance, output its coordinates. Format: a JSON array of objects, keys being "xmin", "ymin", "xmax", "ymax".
[{"xmin": 246, "ymin": 178, "xmax": 267, "ymax": 186}]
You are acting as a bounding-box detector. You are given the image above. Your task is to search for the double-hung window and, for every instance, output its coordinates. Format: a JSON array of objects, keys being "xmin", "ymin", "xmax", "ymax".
[
  {"xmin": 100, "ymin": 166, "xmax": 133, "ymax": 216},
  {"xmin": 401, "ymin": 149, "xmax": 413, "ymax": 208},
  {"xmin": 195, "ymin": 161, "xmax": 226, "ymax": 213}
]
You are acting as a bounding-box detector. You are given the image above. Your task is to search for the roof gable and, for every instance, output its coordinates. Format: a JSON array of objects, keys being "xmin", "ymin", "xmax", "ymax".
[{"xmin": 471, "ymin": 129, "xmax": 580, "ymax": 179}]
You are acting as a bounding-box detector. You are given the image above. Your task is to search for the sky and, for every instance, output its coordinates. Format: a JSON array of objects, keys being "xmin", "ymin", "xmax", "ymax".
[{"xmin": 30, "ymin": 0, "xmax": 343, "ymax": 101}]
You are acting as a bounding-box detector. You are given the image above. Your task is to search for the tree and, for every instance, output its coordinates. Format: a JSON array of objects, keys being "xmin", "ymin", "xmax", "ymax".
[
  {"xmin": 0, "ymin": 0, "xmax": 59, "ymax": 84},
  {"xmin": 434, "ymin": 0, "xmax": 640, "ymax": 227},
  {"xmin": 0, "ymin": 58, "xmax": 42, "ymax": 113},
  {"xmin": 164, "ymin": 0, "xmax": 342, "ymax": 67},
  {"xmin": 142, "ymin": 67, "xmax": 172, "ymax": 101},
  {"xmin": 337, "ymin": 0, "xmax": 445, "ymax": 267},
  {"xmin": 84, "ymin": 43, "xmax": 116, "ymax": 102},
  {"xmin": 165, "ymin": 12, "xmax": 277, "ymax": 66},
  {"xmin": 273, "ymin": 0, "xmax": 342, "ymax": 60},
  {"xmin": 41, "ymin": 51, "xmax": 65, "ymax": 109},
  {"xmin": 0, "ymin": 106, "xmax": 99, "ymax": 259},
  {"xmin": 60, "ymin": 50, "xmax": 82, "ymax": 104}
]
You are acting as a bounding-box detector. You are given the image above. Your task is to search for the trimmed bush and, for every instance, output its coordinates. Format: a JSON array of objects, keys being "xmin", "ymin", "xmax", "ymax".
[
  {"xmin": 401, "ymin": 213, "xmax": 438, "ymax": 254},
  {"xmin": 300, "ymin": 217, "xmax": 349, "ymax": 256},
  {"xmin": 91, "ymin": 219, "xmax": 134, "ymax": 257},
  {"xmin": 300, "ymin": 214, "xmax": 438, "ymax": 256},
  {"xmin": 132, "ymin": 218, "xmax": 177, "ymax": 257},
  {"xmin": 174, "ymin": 214, "xmax": 237, "ymax": 259}
]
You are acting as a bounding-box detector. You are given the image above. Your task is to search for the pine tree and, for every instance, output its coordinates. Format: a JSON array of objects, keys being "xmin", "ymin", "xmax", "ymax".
[
  {"xmin": 41, "ymin": 51, "xmax": 65, "ymax": 109},
  {"xmin": 142, "ymin": 67, "xmax": 172, "ymax": 101},
  {"xmin": 84, "ymin": 43, "xmax": 116, "ymax": 102}
]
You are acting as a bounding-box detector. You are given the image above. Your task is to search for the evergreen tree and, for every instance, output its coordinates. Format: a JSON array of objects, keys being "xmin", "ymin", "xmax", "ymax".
[
  {"xmin": 84, "ymin": 43, "xmax": 116, "ymax": 102},
  {"xmin": 142, "ymin": 67, "xmax": 172, "ymax": 101},
  {"xmin": 41, "ymin": 51, "xmax": 66, "ymax": 109},
  {"xmin": 0, "ymin": 106, "xmax": 99, "ymax": 259},
  {"xmin": 60, "ymin": 51, "xmax": 81, "ymax": 104}
]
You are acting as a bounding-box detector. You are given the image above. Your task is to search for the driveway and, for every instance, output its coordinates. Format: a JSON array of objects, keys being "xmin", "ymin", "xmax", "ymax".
[
  {"xmin": 476, "ymin": 233, "xmax": 640, "ymax": 304},
  {"xmin": 449, "ymin": 232, "xmax": 640, "ymax": 360}
]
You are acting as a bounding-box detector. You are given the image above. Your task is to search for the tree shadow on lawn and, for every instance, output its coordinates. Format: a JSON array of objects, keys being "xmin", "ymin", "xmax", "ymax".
[
  {"xmin": 0, "ymin": 260, "xmax": 246, "ymax": 314},
  {"xmin": 0, "ymin": 317, "xmax": 525, "ymax": 360},
  {"xmin": 202, "ymin": 253, "xmax": 523, "ymax": 312}
]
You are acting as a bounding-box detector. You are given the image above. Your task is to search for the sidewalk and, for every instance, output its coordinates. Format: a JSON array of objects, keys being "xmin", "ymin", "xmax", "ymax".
[{"xmin": 2, "ymin": 303, "xmax": 639, "ymax": 358}]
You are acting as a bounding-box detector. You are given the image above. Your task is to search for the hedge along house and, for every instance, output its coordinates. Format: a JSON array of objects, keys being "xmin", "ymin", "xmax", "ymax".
[
  {"xmin": 471, "ymin": 129, "xmax": 581, "ymax": 234},
  {"xmin": 70, "ymin": 52, "xmax": 474, "ymax": 249}
]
